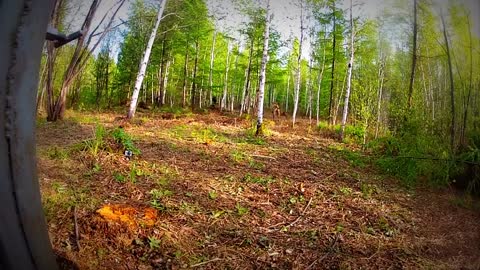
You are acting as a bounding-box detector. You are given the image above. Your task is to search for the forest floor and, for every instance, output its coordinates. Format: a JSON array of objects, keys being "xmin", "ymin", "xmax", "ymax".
[{"xmin": 36, "ymin": 109, "xmax": 480, "ymax": 270}]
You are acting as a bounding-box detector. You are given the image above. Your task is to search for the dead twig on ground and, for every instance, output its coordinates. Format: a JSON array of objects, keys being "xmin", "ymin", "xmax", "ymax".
[
  {"xmin": 74, "ymin": 206, "xmax": 81, "ymax": 250},
  {"xmin": 285, "ymin": 197, "xmax": 313, "ymax": 228},
  {"xmin": 251, "ymin": 154, "xmax": 276, "ymax": 160},
  {"xmin": 190, "ymin": 258, "xmax": 222, "ymax": 268}
]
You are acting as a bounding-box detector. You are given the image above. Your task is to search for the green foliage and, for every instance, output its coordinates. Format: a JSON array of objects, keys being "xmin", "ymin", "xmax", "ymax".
[
  {"xmin": 46, "ymin": 146, "xmax": 69, "ymax": 160},
  {"xmin": 112, "ymin": 128, "xmax": 141, "ymax": 154},
  {"xmin": 149, "ymin": 187, "xmax": 173, "ymax": 211},
  {"xmin": 76, "ymin": 125, "xmax": 140, "ymax": 158},
  {"xmin": 369, "ymin": 132, "xmax": 451, "ymax": 187},
  {"xmin": 81, "ymin": 125, "xmax": 107, "ymax": 156},
  {"xmin": 208, "ymin": 190, "xmax": 218, "ymax": 200},
  {"xmin": 235, "ymin": 203, "xmax": 249, "ymax": 216},
  {"xmin": 242, "ymin": 173, "xmax": 275, "ymax": 186},
  {"xmin": 113, "ymin": 172, "xmax": 126, "ymax": 183},
  {"xmin": 147, "ymin": 236, "xmax": 161, "ymax": 250}
]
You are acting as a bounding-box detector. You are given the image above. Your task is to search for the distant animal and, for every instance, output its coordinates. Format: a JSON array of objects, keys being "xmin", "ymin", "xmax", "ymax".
[{"xmin": 272, "ymin": 102, "xmax": 281, "ymax": 120}]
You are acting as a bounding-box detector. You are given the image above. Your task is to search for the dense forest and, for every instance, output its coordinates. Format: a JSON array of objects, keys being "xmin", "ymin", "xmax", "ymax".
[
  {"xmin": 39, "ymin": 0, "xmax": 480, "ymax": 188},
  {"xmin": 33, "ymin": 0, "xmax": 480, "ymax": 268}
]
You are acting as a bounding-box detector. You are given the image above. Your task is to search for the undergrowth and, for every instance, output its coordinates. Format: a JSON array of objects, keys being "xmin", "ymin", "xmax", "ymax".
[{"xmin": 78, "ymin": 125, "xmax": 140, "ymax": 156}]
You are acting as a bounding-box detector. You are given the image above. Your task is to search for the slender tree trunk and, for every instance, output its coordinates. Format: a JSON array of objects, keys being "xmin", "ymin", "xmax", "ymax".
[
  {"xmin": 209, "ymin": 29, "xmax": 217, "ymax": 106},
  {"xmin": 292, "ymin": 0, "xmax": 304, "ymax": 127},
  {"xmin": 182, "ymin": 44, "xmax": 189, "ymax": 107},
  {"xmin": 316, "ymin": 34, "xmax": 327, "ymax": 125},
  {"xmin": 407, "ymin": 0, "xmax": 417, "ymax": 111},
  {"xmin": 256, "ymin": 0, "xmax": 272, "ymax": 136},
  {"xmin": 221, "ymin": 43, "xmax": 232, "ymax": 111},
  {"xmin": 375, "ymin": 60, "xmax": 385, "ymax": 139},
  {"xmin": 333, "ymin": 75, "xmax": 345, "ymax": 125},
  {"xmin": 158, "ymin": 35, "xmax": 167, "ymax": 106},
  {"xmin": 441, "ymin": 13, "xmax": 456, "ymax": 152},
  {"xmin": 340, "ymin": 0, "xmax": 355, "ymax": 141},
  {"xmin": 191, "ymin": 40, "xmax": 200, "ymax": 109},
  {"xmin": 240, "ymin": 38, "xmax": 255, "ymax": 116},
  {"xmin": 286, "ymin": 72, "xmax": 290, "ymax": 113},
  {"xmin": 127, "ymin": 0, "xmax": 167, "ymax": 119},
  {"xmin": 328, "ymin": 2, "xmax": 337, "ymax": 125},
  {"xmin": 36, "ymin": 60, "xmax": 48, "ymax": 113},
  {"xmin": 307, "ymin": 57, "xmax": 313, "ymax": 123}
]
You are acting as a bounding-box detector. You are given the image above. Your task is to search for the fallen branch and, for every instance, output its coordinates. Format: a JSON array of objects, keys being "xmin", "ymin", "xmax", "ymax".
[
  {"xmin": 190, "ymin": 258, "xmax": 222, "ymax": 268},
  {"xmin": 323, "ymin": 173, "xmax": 336, "ymax": 181},
  {"xmin": 285, "ymin": 197, "xmax": 313, "ymax": 229},
  {"xmin": 74, "ymin": 206, "xmax": 81, "ymax": 250},
  {"xmin": 251, "ymin": 154, "xmax": 276, "ymax": 160}
]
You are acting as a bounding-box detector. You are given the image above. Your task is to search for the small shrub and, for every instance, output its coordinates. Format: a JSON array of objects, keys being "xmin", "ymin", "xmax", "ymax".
[
  {"xmin": 208, "ymin": 190, "xmax": 218, "ymax": 200},
  {"xmin": 112, "ymin": 128, "xmax": 140, "ymax": 155},
  {"xmin": 235, "ymin": 203, "xmax": 249, "ymax": 216},
  {"xmin": 46, "ymin": 146, "xmax": 69, "ymax": 160},
  {"xmin": 147, "ymin": 236, "xmax": 161, "ymax": 250},
  {"xmin": 81, "ymin": 125, "xmax": 107, "ymax": 156}
]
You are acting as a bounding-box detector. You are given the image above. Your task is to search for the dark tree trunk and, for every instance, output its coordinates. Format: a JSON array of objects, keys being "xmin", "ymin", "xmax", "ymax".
[
  {"xmin": 191, "ymin": 40, "xmax": 200, "ymax": 109},
  {"xmin": 0, "ymin": 0, "xmax": 58, "ymax": 269},
  {"xmin": 182, "ymin": 43, "xmax": 189, "ymax": 107},
  {"xmin": 158, "ymin": 34, "xmax": 167, "ymax": 106}
]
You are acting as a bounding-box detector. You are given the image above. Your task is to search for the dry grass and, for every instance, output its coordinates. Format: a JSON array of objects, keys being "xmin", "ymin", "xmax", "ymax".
[{"xmin": 36, "ymin": 110, "xmax": 480, "ymax": 270}]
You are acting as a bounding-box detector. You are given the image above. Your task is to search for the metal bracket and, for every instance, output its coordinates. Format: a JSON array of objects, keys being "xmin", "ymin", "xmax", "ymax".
[{"xmin": 45, "ymin": 25, "xmax": 84, "ymax": 48}]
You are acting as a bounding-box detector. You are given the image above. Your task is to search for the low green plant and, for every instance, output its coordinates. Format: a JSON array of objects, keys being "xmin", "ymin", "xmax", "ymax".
[
  {"xmin": 192, "ymin": 127, "xmax": 226, "ymax": 144},
  {"xmin": 242, "ymin": 173, "xmax": 275, "ymax": 186},
  {"xmin": 82, "ymin": 124, "xmax": 107, "ymax": 156},
  {"xmin": 112, "ymin": 128, "xmax": 140, "ymax": 155},
  {"xmin": 150, "ymin": 188, "xmax": 173, "ymax": 199},
  {"xmin": 113, "ymin": 172, "xmax": 126, "ymax": 183},
  {"xmin": 360, "ymin": 183, "xmax": 377, "ymax": 198},
  {"xmin": 339, "ymin": 187, "xmax": 353, "ymax": 196},
  {"xmin": 235, "ymin": 203, "xmax": 249, "ymax": 216},
  {"xmin": 147, "ymin": 236, "xmax": 161, "ymax": 250},
  {"xmin": 368, "ymin": 132, "xmax": 452, "ymax": 187},
  {"xmin": 208, "ymin": 190, "xmax": 218, "ymax": 200},
  {"xmin": 230, "ymin": 150, "xmax": 248, "ymax": 163},
  {"xmin": 46, "ymin": 146, "xmax": 69, "ymax": 160}
]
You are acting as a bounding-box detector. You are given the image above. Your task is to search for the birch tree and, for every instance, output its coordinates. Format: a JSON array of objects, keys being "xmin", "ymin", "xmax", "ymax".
[
  {"xmin": 292, "ymin": 0, "xmax": 305, "ymax": 126},
  {"xmin": 127, "ymin": 0, "xmax": 168, "ymax": 119},
  {"xmin": 340, "ymin": 0, "xmax": 355, "ymax": 141},
  {"xmin": 256, "ymin": 0, "xmax": 272, "ymax": 136},
  {"xmin": 221, "ymin": 42, "xmax": 232, "ymax": 111}
]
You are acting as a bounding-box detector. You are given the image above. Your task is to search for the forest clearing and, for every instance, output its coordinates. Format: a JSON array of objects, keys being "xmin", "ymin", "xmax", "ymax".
[
  {"xmin": 36, "ymin": 110, "xmax": 480, "ymax": 269},
  {"xmin": 1, "ymin": 0, "xmax": 479, "ymax": 269}
]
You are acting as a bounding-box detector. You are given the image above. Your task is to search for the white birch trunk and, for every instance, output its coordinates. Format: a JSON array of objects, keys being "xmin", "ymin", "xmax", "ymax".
[
  {"xmin": 256, "ymin": 0, "xmax": 272, "ymax": 135},
  {"xmin": 292, "ymin": 0, "xmax": 304, "ymax": 126},
  {"xmin": 209, "ymin": 30, "xmax": 217, "ymax": 106},
  {"xmin": 127, "ymin": 0, "xmax": 167, "ymax": 119},
  {"xmin": 340, "ymin": 0, "xmax": 354, "ymax": 141},
  {"xmin": 162, "ymin": 59, "xmax": 171, "ymax": 105},
  {"xmin": 286, "ymin": 72, "xmax": 290, "ymax": 112},
  {"xmin": 221, "ymin": 43, "xmax": 232, "ymax": 111}
]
